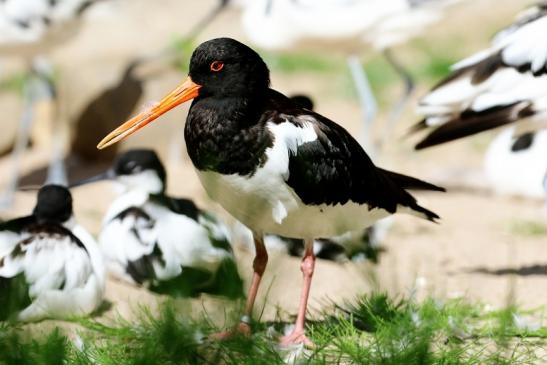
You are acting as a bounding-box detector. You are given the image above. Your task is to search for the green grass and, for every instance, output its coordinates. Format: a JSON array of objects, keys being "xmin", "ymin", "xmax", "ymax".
[
  {"xmin": 509, "ymin": 220, "xmax": 547, "ymax": 237},
  {"xmin": 0, "ymin": 72, "xmax": 27, "ymax": 94},
  {"xmin": 1, "ymin": 293, "xmax": 545, "ymax": 365}
]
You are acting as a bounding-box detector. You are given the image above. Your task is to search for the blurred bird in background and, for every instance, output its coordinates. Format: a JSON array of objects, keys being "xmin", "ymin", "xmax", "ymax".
[
  {"xmin": 71, "ymin": 149, "xmax": 244, "ymax": 299},
  {"xmin": 234, "ymin": 0, "xmax": 462, "ymax": 154},
  {"xmin": 0, "ymin": 184, "xmax": 104, "ymax": 322},
  {"xmin": 411, "ymin": 2, "xmax": 547, "ymax": 202},
  {"xmin": 0, "ymin": 0, "xmax": 109, "ymax": 209}
]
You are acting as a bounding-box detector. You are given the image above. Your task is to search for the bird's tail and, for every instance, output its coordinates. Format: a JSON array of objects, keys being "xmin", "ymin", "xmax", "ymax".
[{"xmin": 379, "ymin": 168, "xmax": 445, "ymax": 192}]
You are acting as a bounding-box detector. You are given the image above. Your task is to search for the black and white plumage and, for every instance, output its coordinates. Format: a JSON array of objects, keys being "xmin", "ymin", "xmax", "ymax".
[
  {"xmin": 73, "ymin": 149, "xmax": 243, "ymax": 298},
  {"xmin": 483, "ymin": 128, "xmax": 547, "ymax": 199},
  {"xmin": 233, "ymin": 94, "xmax": 387, "ymax": 263},
  {"xmin": 97, "ymin": 38, "xmax": 444, "ymax": 345},
  {"xmin": 187, "ymin": 89, "xmax": 443, "ymax": 238},
  {"xmin": 413, "ymin": 2, "xmax": 547, "ymax": 149},
  {"xmin": 0, "ymin": 185, "xmax": 104, "ymax": 322},
  {"xmin": 410, "ymin": 3, "xmax": 547, "ymax": 199}
]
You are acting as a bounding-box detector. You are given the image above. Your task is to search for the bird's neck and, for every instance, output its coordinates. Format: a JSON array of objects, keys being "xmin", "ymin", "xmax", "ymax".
[{"xmin": 184, "ymin": 94, "xmax": 274, "ymax": 175}]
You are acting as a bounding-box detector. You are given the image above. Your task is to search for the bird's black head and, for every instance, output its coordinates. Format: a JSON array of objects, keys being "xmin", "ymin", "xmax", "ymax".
[
  {"xmin": 97, "ymin": 38, "xmax": 270, "ymax": 150},
  {"xmin": 113, "ymin": 149, "xmax": 167, "ymax": 193},
  {"xmin": 189, "ymin": 38, "xmax": 270, "ymax": 99},
  {"xmin": 32, "ymin": 185, "xmax": 73, "ymax": 224}
]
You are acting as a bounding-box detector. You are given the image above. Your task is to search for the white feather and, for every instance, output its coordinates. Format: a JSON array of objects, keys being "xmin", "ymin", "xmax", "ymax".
[
  {"xmin": 239, "ymin": 0, "xmax": 457, "ymax": 51},
  {"xmin": 99, "ymin": 176, "xmax": 232, "ymax": 285},
  {"xmin": 0, "ymin": 218, "xmax": 104, "ymax": 322},
  {"xmin": 485, "ymin": 128, "xmax": 547, "ymax": 199}
]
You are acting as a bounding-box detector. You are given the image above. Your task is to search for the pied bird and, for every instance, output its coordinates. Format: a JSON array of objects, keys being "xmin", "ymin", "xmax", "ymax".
[
  {"xmin": 97, "ymin": 38, "xmax": 444, "ymax": 346},
  {"xmin": 0, "ymin": 184, "xmax": 104, "ymax": 322},
  {"xmin": 71, "ymin": 149, "xmax": 243, "ymax": 299},
  {"xmin": 411, "ymin": 2, "xmax": 547, "ymax": 200}
]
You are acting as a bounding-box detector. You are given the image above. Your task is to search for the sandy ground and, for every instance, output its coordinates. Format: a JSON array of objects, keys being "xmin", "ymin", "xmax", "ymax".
[{"xmin": 0, "ymin": 0, "xmax": 545, "ymax": 328}]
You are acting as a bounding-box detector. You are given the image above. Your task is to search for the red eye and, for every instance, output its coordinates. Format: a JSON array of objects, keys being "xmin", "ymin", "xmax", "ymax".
[{"xmin": 210, "ymin": 61, "xmax": 224, "ymax": 72}]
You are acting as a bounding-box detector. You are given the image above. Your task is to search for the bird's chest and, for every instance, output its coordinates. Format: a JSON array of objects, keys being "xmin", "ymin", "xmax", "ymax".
[
  {"xmin": 196, "ymin": 168, "xmax": 297, "ymax": 232},
  {"xmin": 184, "ymin": 104, "xmax": 273, "ymax": 175}
]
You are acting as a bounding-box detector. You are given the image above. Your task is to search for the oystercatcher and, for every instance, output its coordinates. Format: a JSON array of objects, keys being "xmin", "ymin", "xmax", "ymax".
[
  {"xmin": 232, "ymin": 94, "xmax": 386, "ymax": 264},
  {"xmin": 97, "ymin": 37, "xmax": 444, "ymax": 346},
  {"xmin": 71, "ymin": 149, "xmax": 243, "ymax": 298},
  {"xmin": 411, "ymin": 2, "xmax": 547, "ymax": 200},
  {"xmin": 0, "ymin": 184, "xmax": 104, "ymax": 322}
]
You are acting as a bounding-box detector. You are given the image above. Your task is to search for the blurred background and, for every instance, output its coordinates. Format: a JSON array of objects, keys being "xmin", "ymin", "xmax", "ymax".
[{"xmin": 0, "ymin": 0, "xmax": 545, "ymax": 322}]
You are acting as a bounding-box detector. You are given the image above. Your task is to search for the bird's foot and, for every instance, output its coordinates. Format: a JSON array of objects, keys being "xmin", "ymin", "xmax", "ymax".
[
  {"xmin": 279, "ymin": 329, "xmax": 314, "ymax": 348},
  {"xmin": 208, "ymin": 322, "xmax": 251, "ymax": 340}
]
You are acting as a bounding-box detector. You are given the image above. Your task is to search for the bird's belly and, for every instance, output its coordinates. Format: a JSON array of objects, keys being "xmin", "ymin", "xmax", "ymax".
[{"xmin": 197, "ymin": 170, "xmax": 390, "ymax": 238}]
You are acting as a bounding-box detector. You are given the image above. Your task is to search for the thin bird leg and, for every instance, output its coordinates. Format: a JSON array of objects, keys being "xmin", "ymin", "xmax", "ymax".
[
  {"xmin": 0, "ymin": 74, "xmax": 36, "ymax": 210},
  {"xmin": 280, "ymin": 238, "xmax": 315, "ymax": 347},
  {"xmin": 240, "ymin": 233, "xmax": 268, "ymax": 327},
  {"xmin": 346, "ymin": 54, "xmax": 378, "ymax": 155},
  {"xmin": 209, "ymin": 233, "xmax": 268, "ymax": 338},
  {"xmin": 380, "ymin": 48, "xmax": 416, "ymax": 150},
  {"xmin": 31, "ymin": 58, "xmax": 67, "ymax": 186},
  {"xmin": 543, "ymin": 171, "xmax": 547, "ymax": 213}
]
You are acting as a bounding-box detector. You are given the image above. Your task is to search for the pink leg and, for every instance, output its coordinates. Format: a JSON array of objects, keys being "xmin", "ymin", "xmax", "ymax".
[
  {"xmin": 280, "ymin": 238, "xmax": 316, "ymax": 347},
  {"xmin": 210, "ymin": 233, "xmax": 268, "ymax": 339}
]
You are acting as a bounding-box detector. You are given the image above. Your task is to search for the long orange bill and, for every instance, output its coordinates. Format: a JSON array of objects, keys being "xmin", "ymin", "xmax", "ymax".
[{"xmin": 97, "ymin": 76, "xmax": 201, "ymax": 149}]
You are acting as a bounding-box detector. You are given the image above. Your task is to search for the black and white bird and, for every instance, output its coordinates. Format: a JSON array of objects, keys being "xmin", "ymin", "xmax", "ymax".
[
  {"xmin": 97, "ymin": 38, "xmax": 444, "ymax": 346},
  {"xmin": 71, "ymin": 149, "xmax": 243, "ymax": 299},
  {"xmin": 411, "ymin": 2, "xmax": 547, "ymax": 199},
  {"xmin": 234, "ymin": 94, "xmax": 387, "ymax": 264},
  {"xmin": 0, "ymin": 184, "xmax": 104, "ymax": 322}
]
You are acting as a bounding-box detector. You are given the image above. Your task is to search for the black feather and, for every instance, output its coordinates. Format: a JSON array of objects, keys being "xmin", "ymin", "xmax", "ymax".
[
  {"xmin": 511, "ymin": 132, "xmax": 535, "ymax": 152},
  {"xmin": 377, "ymin": 169, "xmax": 445, "ymax": 192},
  {"xmin": 415, "ymin": 101, "xmax": 534, "ymax": 150}
]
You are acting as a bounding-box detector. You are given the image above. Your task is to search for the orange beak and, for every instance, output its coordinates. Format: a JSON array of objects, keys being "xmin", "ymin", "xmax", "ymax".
[{"xmin": 97, "ymin": 76, "xmax": 201, "ymax": 149}]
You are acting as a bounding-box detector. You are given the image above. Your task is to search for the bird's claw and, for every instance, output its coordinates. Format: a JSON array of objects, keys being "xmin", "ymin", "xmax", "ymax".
[
  {"xmin": 208, "ymin": 322, "xmax": 251, "ymax": 340},
  {"xmin": 279, "ymin": 330, "xmax": 314, "ymax": 348}
]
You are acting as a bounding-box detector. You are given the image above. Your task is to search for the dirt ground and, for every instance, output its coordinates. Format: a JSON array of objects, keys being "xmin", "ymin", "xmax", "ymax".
[{"xmin": 0, "ymin": 0, "xmax": 545, "ymax": 327}]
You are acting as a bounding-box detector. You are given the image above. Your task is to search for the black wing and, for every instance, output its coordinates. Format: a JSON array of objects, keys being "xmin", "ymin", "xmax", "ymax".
[
  {"xmin": 267, "ymin": 90, "xmax": 442, "ymax": 221},
  {"xmin": 149, "ymin": 194, "xmax": 200, "ymax": 221},
  {"xmin": 413, "ymin": 102, "xmax": 534, "ymax": 150}
]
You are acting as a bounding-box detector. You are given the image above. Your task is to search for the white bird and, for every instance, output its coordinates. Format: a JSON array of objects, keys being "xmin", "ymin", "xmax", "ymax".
[
  {"xmin": 411, "ymin": 2, "xmax": 547, "ymax": 200},
  {"xmin": 235, "ymin": 0, "xmax": 460, "ymax": 152},
  {"xmin": 71, "ymin": 149, "xmax": 244, "ymax": 299},
  {"xmin": 0, "ymin": 184, "xmax": 104, "ymax": 322}
]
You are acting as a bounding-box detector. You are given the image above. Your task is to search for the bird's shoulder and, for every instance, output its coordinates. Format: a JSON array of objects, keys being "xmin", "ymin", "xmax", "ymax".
[
  {"xmin": 149, "ymin": 194, "xmax": 200, "ymax": 221},
  {"xmin": 21, "ymin": 223, "xmax": 86, "ymax": 251},
  {"xmin": 264, "ymin": 90, "xmax": 401, "ymax": 209}
]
